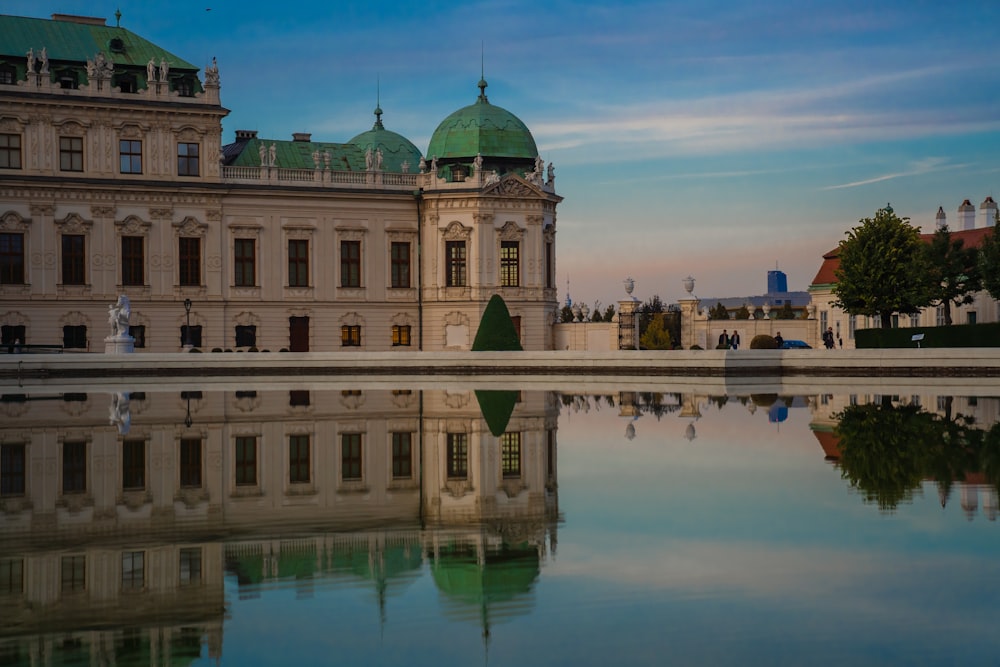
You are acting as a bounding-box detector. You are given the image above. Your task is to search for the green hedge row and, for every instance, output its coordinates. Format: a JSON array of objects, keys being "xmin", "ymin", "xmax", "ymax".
[{"xmin": 855, "ymin": 322, "xmax": 1000, "ymax": 348}]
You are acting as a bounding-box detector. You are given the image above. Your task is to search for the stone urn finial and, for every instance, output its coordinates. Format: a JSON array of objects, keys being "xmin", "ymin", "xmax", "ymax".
[
  {"xmin": 572, "ymin": 303, "xmax": 582, "ymax": 322},
  {"xmin": 581, "ymin": 303, "xmax": 590, "ymax": 321},
  {"xmin": 624, "ymin": 277, "xmax": 635, "ymax": 297},
  {"xmin": 682, "ymin": 275, "xmax": 695, "ymax": 295}
]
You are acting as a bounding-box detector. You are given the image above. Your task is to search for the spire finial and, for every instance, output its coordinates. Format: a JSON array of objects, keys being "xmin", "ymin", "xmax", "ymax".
[
  {"xmin": 115, "ymin": 8, "xmax": 122, "ymax": 27},
  {"xmin": 478, "ymin": 41, "xmax": 488, "ymax": 103},
  {"xmin": 373, "ymin": 75, "xmax": 384, "ymax": 129}
]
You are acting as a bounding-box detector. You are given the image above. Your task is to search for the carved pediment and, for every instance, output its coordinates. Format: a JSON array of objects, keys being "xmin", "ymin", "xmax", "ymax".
[
  {"xmin": 0, "ymin": 211, "xmax": 30, "ymax": 232},
  {"xmin": 116, "ymin": 215, "xmax": 151, "ymax": 235},
  {"xmin": 498, "ymin": 220, "xmax": 525, "ymax": 241},
  {"xmin": 442, "ymin": 220, "xmax": 472, "ymax": 241},
  {"xmin": 483, "ymin": 173, "xmax": 542, "ymax": 198}
]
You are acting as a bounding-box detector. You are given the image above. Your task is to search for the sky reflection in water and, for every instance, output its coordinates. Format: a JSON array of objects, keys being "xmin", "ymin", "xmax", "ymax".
[{"xmin": 1, "ymin": 386, "xmax": 998, "ymax": 667}]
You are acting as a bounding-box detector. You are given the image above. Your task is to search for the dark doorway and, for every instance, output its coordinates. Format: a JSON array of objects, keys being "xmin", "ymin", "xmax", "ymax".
[{"xmin": 289, "ymin": 316, "xmax": 309, "ymax": 352}]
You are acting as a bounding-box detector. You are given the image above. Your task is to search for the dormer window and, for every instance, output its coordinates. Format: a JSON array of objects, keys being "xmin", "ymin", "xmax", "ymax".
[
  {"xmin": 174, "ymin": 77, "xmax": 194, "ymax": 97},
  {"xmin": 109, "ymin": 38, "xmax": 126, "ymax": 54},
  {"xmin": 0, "ymin": 66, "xmax": 15, "ymax": 85},
  {"xmin": 56, "ymin": 69, "xmax": 78, "ymax": 89},
  {"xmin": 116, "ymin": 74, "xmax": 137, "ymax": 93}
]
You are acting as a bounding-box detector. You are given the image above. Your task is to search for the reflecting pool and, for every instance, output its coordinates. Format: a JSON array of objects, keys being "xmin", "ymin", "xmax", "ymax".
[{"xmin": 1, "ymin": 385, "xmax": 998, "ymax": 666}]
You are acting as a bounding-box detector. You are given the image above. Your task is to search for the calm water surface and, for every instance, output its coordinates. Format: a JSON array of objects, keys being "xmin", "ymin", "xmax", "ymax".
[{"xmin": 1, "ymin": 385, "xmax": 998, "ymax": 666}]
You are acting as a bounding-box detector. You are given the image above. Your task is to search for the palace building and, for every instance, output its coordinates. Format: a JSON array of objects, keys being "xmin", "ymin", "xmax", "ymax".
[{"xmin": 0, "ymin": 13, "xmax": 561, "ymax": 353}]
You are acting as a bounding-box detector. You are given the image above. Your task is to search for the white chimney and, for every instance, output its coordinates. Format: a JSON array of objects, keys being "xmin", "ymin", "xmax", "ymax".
[
  {"xmin": 980, "ymin": 196, "xmax": 998, "ymax": 227},
  {"xmin": 958, "ymin": 199, "xmax": 976, "ymax": 230},
  {"xmin": 935, "ymin": 206, "xmax": 947, "ymax": 230}
]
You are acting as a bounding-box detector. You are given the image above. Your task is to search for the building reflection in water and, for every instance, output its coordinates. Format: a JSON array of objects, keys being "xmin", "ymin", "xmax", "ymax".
[{"xmin": 0, "ymin": 388, "xmax": 560, "ymax": 665}]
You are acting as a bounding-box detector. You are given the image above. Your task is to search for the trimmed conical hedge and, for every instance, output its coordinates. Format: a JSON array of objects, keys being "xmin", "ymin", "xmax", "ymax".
[
  {"xmin": 472, "ymin": 295, "xmax": 523, "ymax": 351},
  {"xmin": 475, "ymin": 390, "xmax": 518, "ymax": 436}
]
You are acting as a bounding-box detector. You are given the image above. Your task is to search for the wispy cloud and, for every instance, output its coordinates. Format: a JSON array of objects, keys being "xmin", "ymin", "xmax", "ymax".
[{"xmin": 821, "ymin": 158, "xmax": 966, "ymax": 190}]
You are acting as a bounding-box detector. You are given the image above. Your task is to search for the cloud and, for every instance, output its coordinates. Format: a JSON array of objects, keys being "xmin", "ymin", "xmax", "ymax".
[{"xmin": 821, "ymin": 157, "xmax": 966, "ymax": 190}]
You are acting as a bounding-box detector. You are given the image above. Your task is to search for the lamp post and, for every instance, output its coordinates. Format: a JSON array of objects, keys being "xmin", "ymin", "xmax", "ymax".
[{"xmin": 183, "ymin": 298, "xmax": 192, "ymax": 348}]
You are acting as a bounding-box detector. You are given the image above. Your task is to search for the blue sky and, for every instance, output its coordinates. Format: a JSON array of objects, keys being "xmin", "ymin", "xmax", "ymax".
[{"xmin": 9, "ymin": 1, "xmax": 1000, "ymax": 309}]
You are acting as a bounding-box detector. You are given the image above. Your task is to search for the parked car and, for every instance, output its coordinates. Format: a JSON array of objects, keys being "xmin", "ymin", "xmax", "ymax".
[{"xmin": 780, "ymin": 339, "xmax": 812, "ymax": 349}]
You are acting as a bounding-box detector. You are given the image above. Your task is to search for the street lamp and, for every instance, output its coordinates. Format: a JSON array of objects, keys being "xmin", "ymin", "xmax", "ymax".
[{"xmin": 183, "ymin": 298, "xmax": 192, "ymax": 348}]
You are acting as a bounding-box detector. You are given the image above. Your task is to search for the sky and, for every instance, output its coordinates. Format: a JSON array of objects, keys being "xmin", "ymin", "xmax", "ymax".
[{"xmin": 7, "ymin": 0, "xmax": 1000, "ymax": 310}]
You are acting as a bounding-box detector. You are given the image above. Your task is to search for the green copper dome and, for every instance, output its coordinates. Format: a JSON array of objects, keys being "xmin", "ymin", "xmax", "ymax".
[
  {"xmin": 348, "ymin": 106, "xmax": 423, "ymax": 174},
  {"xmin": 426, "ymin": 79, "xmax": 538, "ymax": 160}
]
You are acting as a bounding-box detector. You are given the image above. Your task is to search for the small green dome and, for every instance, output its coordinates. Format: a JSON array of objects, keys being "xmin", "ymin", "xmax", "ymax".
[
  {"xmin": 426, "ymin": 79, "xmax": 538, "ymax": 160},
  {"xmin": 348, "ymin": 106, "xmax": 423, "ymax": 174}
]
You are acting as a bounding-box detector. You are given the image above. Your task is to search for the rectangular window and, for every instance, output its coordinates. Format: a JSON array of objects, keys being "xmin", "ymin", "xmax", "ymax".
[
  {"xmin": 546, "ymin": 430, "xmax": 556, "ymax": 481},
  {"xmin": 501, "ymin": 432, "xmax": 521, "ymax": 479},
  {"xmin": 341, "ymin": 240, "xmax": 361, "ymax": 288},
  {"xmin": 235, "ymin": 436, "xmax": 257, "ymax": 486},
  {"xmin": 121, "ymin": 236, "xmax": 144, "ymax": 286},
  {"xmin": 119, "ymin": 139, "xmax": 142, "ymax": 174},
  {"xmin": 179, "ymin": 237, "xmax": 201, "ymax": 286},
  {"xmin": 179, "ymin": 547, "xmax": 202, "ymax": 585},
  {"xmin": 936, "ymin": 306, "xmax": 946, "ymax": 327},
  {"xmin": 288, "ymin": 239, "xmax": 309, "ymax": 287},
  {"xmin": 234, "ymin": 238, "xmax": 256, "ymax": 287},
  {"xmin": 391, "ymin": 432, "xmax": 412, "ymax": 479},
  {"xmin": 0, "ymin": 558, "xmax": 23, "ymax": 596},
  {"xmin": 62, "ymin": 441, "xmax": 86, "ymax": 494},
  {"xmin": 0, "ymin": 134, "xmax": 21, "ymax": 169},
  {"xmin": 121, "ymin": 551, "xmax": 144, "ymax": 591},
  {"xmin": 445, "ymin": 241, "xmax": 466, "ymax": 287},
  {"xmin": 62, "ymin": 234, "xmax": 85, "ymax": 285},
  {"xmin": 1, "ymin": 444, "xmax": 25, "ymax": 497},
  {"xmin": 500, "ymin": 241, "xmax": 520, "ymax": 287},
  {"xmin": 819, "ymin": 311, "xmax": 828, "ymax": 335},
  {"xmin": 341, "ymin": 433, "xmax": 362, "ymax": 481},
  {"xmin": 341, "ymin": 325, "xmax": 361, "ymax": 347},
  {"xmin": 446, "ymin": 433, "xmax": 468, "ymax": 480},
  {"xmin": 59, "ymin": 136, "xmax": 83, "ymax": 172},
  {"xmin": 545, "ymin": 241, "xmax": 554, "ymax": 289},
  {"xmin": 177, "ymin": 142, "xmax": 200, "ymax": 177},
  {"xmin": 391, "ymin": 241, "xmax": 410, "ymax": 288},
  {"xmin": 289, "ymin": 434, "xmax": 310, "ymax": 484},
  {"xmin": 848, "ymin": 315, "xmax": 857, "ymax": 340},
  {"xmin": 391, "ymin": 324, "xmax": 411, "ymax": 347},
  {"xmin": 967, "ymin": 311, "xmax": 978, "ymax": 325},
  {"xmin": 180, "ymin": 325, "xmax": 203, "ymax": 348},
  {"xmin": 61, "ymin": 555, "xmax": 85, "ymax": 593},
  {"xmin": 122, "ymin": 440, "xmax": 145, "ymax": 490},
  {"xmin": 234, "ymin": 325, "xmax": 256, "ymax": 348},
  {"xmin": 0, "ymin": 233, "xmax": 24, "ymax": 285},
  {"xmin": 289, "ymin": 390, "xmax": 310, "ymax": 407},
  {"xmin": 59, "ymin": 137, "xmax": 83, "ymax": 171},
  {"xmin": 909, "ymin": 314, "xmax": 919, "ymax": 328},
  {"xmin": 179, "ymin": 439, "xmax": 202, "ymax": 487},
  {"xmin": 1, "ymin": 324, "xmax": 25, "ymax": 347},
  {"xmin": 129, "ymin": 325, "xmax": 146, "ymax": 348},
  {"xmin": 63, "ymin": 325, "xmax": 87, "ymax": 349}
]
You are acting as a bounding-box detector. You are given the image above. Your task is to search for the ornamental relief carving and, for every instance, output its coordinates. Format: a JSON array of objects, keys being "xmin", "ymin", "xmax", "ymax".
[
  {"xmin": 0, "ymin": 117, "xmax": 26, "ymax": 132},
  {"xmin": 149, "ymin": 207, "xmax": 173, "ymax": 220},
  {"xmin": 53, "ymin": 119, "xmax": 89, "ymax": 134},
  {"xmin": 115, "ymin": 215, "xmax": 151, "ymax": 235},
  {"xmin": 526, "ymin": 215, "xmax": 544, "ymax": 226},
  {"xmin": 29, "ymin": 204, "xmax": 54, "ymax": 217},
  {"xmin": 386, "ymin": 229, "xmax": 417, "ymax": 242},
  {"xmin": 0, "ymin": 211, "xmax": 30, "ymax": 231},
  {"xmin": 442, "ymin": 221, "xmax": 471, "ymax": 241},
  {"xmin": 172, "ymin": 216, "xmax": 207, "ymax": 237},
  {"xmin": 206, "ymin": 209, "xmax": 222, "ymax": 222},
  {"xmin": 207, "ymin": 255, "xmax": 222, "ymax": 270},
  {"xmin": 484, "ymin": 175, "xmax": 541, "ymax": 198},
  {"xmin": 336, "ymin": 227, "xmax": 367, "ymax": 241},
  {"xmin": 90, "ymin": 205, "xmax": 116, "ymax": 218},
  {"xmin": 498, "ymin": 220, "xmax": 525, "ymax": 241},
  {"xmin": 472, "ymin": 213, "xmax": 495, "ymax": 226},
  {"xmin": 54, "ymin": 213, "xmax": 93, "ymax": 234}
]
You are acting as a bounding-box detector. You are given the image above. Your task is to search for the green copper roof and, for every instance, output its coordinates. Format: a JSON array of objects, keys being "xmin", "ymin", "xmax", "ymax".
[
  {"xmin": 227, "ymin": 137, "xmax": 366, "ymax": 171},
  {"xmin": 426, "ymin": 79, "xmax": 538, "ymax": 160},
  {"xmin": 347, "ymin": 106, "xmax": 423, "ymax": 174},
  {"xmin": 0, "ymin": 14, "xmax": 197, "ymax": 70}
]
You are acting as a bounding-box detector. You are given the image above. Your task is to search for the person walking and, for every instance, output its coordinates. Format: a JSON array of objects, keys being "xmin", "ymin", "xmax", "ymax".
[
  {"xmin": 774, "ymin": 331, "xmax": 784, "ymax": 347},
  {"xmin": 718, "ymin": 329, "xmax": 729, "ymax": 348},
  {"xmin": 823, "ymin": 327, "xmax": 835, "ymax": 349},
  {"xmin": 730, "ymin": 331, "xmax": 741, "ymax": 350}
]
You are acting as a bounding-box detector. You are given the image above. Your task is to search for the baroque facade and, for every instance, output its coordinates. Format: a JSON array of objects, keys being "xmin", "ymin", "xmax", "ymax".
[{"xmin": 0, "ymin": 13, "xmax": 561, "ymax": 353}]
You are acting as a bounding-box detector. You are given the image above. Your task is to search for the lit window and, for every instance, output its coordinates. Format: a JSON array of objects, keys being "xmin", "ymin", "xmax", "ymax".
[
  {"xmin": 446, "ymin": 433, "xmax": 468, "ymax": 480},
  {"xmin": 500, "ymin": 241, "xmax": 519, "ymax": 286},
  {"xmin": 501, "ymin": 432, "xmax": 521, "ymax": 478},
  {"xmin": 391, "ymin": 324, "xmax": 411, "ymax": 346},
  {"xmin": 341, "ymin": 325, "xmax": 361, "ymax": 347}
]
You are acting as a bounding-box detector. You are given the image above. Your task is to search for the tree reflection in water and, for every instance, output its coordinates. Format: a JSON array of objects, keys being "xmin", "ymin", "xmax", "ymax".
[{"xmin": 834, "ymin": 397, "xmax": 1000, "ymax": 511}]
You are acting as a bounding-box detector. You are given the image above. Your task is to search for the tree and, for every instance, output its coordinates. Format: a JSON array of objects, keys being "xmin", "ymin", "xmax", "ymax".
[
  {"xmin": 603, "ymin": 304, "xmax": 616, "ymax": 322},
  {"xmin": 776, "ymin": 302, "xmax": 796, "ymax": 319},
  {"xmin": 979, "ymin": 213, "xmax": 1000, "ymax": 300},
  {"xmin": 639, "ymin": 313, "xmax": 672, "ymax": 350},
  {"xmin": 708, "ymin": 302, "xmax": 729, "ymax": 320},
  {"xmin": 590, "ymin": 301, "xmax": 603, "ymax": 322},
  {"xmin": 638, "ymin": 295, "xmax": 664, "ymax": 337},
  {"xmin": 925, "ymin": 225, "xmax": 981, "ymax": 325},
  {"xmin": 733, "ymin": 304, "xmax": 751, "ymax": 320},
  {"xmin": 833, "ymin": 204, "xmax": 934, "ymax": 329},
  {"xmin": 560, "ymin": 304, "xmax": 574, "ymax": 323},
  {"xmin": 472, "ymin": 294, "xmax": 523, "ymax": 351}
]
